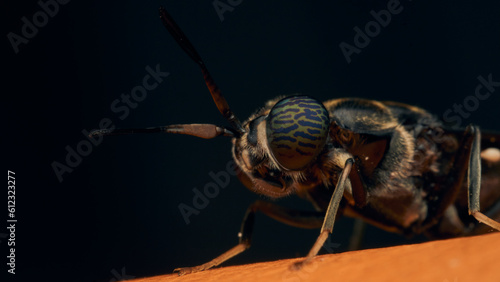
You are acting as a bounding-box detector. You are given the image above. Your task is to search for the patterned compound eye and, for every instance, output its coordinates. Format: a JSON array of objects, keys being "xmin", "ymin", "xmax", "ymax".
[{"xmin": 266, "ymin": 96, "xmax": 330, "ymax": 171}]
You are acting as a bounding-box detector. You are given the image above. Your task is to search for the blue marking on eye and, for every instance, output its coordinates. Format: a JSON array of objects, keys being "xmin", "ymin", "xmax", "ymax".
[
  {"xmin": 274, "ymin": 136, "xmax": 297, "ymax": 142},
  {"xmin": 293, "ymin": 131, "xmax": 319, "ymax": 140},
  {"xmin": 297, "ymin": 120, "xmax": 323, "ymax": 129},
  {"xmin": 298, "ymin": 141, "xmax": 316, "ymax": 148},
  {"xmin": 274, "ymin": 124, "xmax": 299, "ymax": 133}
]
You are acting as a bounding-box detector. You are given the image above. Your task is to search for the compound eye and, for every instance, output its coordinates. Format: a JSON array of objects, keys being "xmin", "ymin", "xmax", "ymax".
[{"xmin": 266, "ymin": 96, "xmax": 330, "ymax": 170}]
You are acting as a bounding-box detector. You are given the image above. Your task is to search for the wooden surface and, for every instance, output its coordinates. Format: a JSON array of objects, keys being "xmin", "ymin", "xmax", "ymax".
[{"xmin": 130, "ymin": 232, "xmax": 500, "ymax": 282}]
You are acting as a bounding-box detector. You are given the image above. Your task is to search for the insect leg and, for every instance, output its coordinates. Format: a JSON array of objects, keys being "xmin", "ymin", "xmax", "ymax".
[
  {"xmin": 173, "ymin": 200, "xmax": 324, "ymax": 275},
  {"xmin": 421, "ymin": 125, "xmax": 500, "ymax": 235},
  {"xmin": 467, "ymin": 126, "xmax": 500, "ymax": 231},
  {"xmin": 292, "ymin": 158, "xmax": 354, "ymax": 270},
  {"xmin": 470, "ymin": 200, "xmax": 500, "ymax": 235},
  {"xmin": 418, "ymin": 126, "xmax": 476, "ymax": 234}
]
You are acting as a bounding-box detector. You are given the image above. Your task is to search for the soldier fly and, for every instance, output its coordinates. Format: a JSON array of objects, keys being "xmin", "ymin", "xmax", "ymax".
[{"xmin": 90, "ymin": 6, "xmax": 500, "ymax": 275}]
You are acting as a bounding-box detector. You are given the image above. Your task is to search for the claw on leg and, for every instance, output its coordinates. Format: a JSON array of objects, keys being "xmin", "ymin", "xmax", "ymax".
[
  {"xmin": 173, "ymin": 267, "xmax": 195, "ymax": 276},
  {"xmin": 472, "ymin": 211, "xmax": 500, "ymax": 231},
  {"xmin": 172, "ymin": 243, "xmax": 248, "ymax": 275},
  {"xmin": 290, "ymin": 257, "xmax": 314, "ymax": 271}
]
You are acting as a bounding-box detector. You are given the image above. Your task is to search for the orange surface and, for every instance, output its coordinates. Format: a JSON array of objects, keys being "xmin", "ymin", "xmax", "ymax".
[{"xmin": 130, "ymin": 232, "xmax": 500, "ymax": 282}]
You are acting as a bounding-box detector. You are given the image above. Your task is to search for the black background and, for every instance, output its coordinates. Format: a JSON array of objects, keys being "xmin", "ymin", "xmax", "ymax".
[{"xmin": 3, "ymin": 0, "xmax": 500, "ymax": 281}]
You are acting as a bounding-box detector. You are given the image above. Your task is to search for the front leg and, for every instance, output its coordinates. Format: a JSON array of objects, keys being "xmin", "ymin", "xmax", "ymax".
[
  {"xmin": 467, "ymin": 126, "xmax": 500, "ymax": 231},
  {"xmin": 420, "ymin": 125, "xmax": 500, "ymax": 237},
  {"xmin": 173, "ymin": 200, "xmax": 324, "ymax": 275},
  {"xmin": 292, "ymin": 158, "xmax": 354, "ymax": 270}
]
